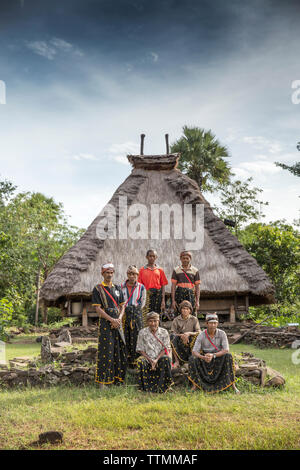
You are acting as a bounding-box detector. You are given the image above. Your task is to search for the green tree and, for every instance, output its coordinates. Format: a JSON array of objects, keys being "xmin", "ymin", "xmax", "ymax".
[
  {"xmin": 215, "ymin": 178, "xmax": 269, "ymax": 235},
  {"xmin": 170, "ymin": 126, "xmax": 232, "ymax": 191},
  {"xmin": 274, "ymin": 161, "xmax": 300, "ymax": 177},
  {"xmin": 0, "ymin": 181, "xmax": 84, "ymax": 326},
  {"xmin": 240, "ymin": 222, "xmax": 300, "ymax": 304}
]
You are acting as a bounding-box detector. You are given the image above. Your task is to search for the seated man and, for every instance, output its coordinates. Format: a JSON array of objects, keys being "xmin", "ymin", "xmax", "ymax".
[
  {"xmin": 170, "ymin": 300, "xmax": 201, "ymax": 369},
  {"xmin": 188, "ymin": 313, "xmax": 239, "ymax": 394},
  {"xmin": 136, "ymin": 311, "xmax": 174, "ymax": 393}
]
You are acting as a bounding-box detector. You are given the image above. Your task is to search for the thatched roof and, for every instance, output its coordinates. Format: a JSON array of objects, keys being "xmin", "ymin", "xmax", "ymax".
[{"xmin": 40, "ymin": 153, "xmax": 275, "ymax": 305}]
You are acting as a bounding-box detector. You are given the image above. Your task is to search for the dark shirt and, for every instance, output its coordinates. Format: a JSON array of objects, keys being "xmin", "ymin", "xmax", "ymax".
[{"xmin": 91, "ymin": 283, "xmax": 125, "ymax": 310}]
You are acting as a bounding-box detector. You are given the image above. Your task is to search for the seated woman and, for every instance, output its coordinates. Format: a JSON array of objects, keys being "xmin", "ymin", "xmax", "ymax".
[
  {"xmin": 170, "ymin": 300, "xmax": 201, "ymax": 369},
  {"xmin": 121, "ymin": 265, "xmax": 146, "ymax": 369},
  {"xmin": 188, "ymin": 313, "xmax": 239, "ymax": 394},
  {"xmin": 136, "ymin": 311, "xmax": 174, "ymax": 393}
]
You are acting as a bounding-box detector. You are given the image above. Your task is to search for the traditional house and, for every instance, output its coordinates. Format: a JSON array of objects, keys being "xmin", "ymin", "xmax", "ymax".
[{"xmin": 40, "ymin": 143, "xmax": 275, "ymax": 324}]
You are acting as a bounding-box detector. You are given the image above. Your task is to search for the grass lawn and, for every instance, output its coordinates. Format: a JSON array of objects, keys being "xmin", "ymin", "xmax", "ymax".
[{"xmin": 0, "ymin": 336, "xmax": 299, "ymax": 450}]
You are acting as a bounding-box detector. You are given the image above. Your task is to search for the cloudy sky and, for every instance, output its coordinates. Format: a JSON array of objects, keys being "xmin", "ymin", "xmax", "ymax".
[{"xmin": 0, "ymin": 0, "xmax": 299, "ymax": 228}]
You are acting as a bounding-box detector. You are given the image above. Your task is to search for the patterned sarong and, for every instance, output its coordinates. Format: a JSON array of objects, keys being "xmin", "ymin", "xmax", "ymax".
[
  {"xmin": 188, "ymin": 353, "xmax": 235, "ymax": 393},
  {"xmin": 174, "ymin": 286, "xmax": 196, "ymax": 317},
  {"xmin": 142, "ymin": 288, "xmax": 162, "ymax": 326},
  {"xmin": 170, "ymin": 333, "xmax": 199, "ymax": 364},
  {"xmin": 123, "ymin": 305, "xmax": 143, "ymax": 368},
  {"xmin": 136, "ymin": 356, "xmax": 174, "ymax": 393},
  {"xmin": 95, "ymin": 306, "xmax": 127, "ymax": 385}
]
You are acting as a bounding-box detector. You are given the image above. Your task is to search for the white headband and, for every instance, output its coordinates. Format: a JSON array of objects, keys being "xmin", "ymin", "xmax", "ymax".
[{"xmin": 206, "ymin": 314, "xmax": 218, "ymax": 322}]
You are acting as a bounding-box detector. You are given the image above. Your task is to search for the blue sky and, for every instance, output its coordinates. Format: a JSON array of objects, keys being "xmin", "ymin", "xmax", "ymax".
[{"xmin": 0, "ymin": 0, "xmax": 299, "ymax": 228}]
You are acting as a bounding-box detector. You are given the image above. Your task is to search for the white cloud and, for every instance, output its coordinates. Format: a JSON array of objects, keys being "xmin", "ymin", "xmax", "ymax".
[
  {"xmin": 151, "ymin": 52, "xmax": 159, "ymax": 63},
  {"xmin": 71, "ymin": 153, "xmax": 99, "ymax": 161},
  {"xmin": 243, "ymin": 136, "xmax": 282, "ymax": 154},
  {"xmin": 26, "ymin": 38, "xmax": 83, "ymax": 60},
  {"xmin": 108, "ymin": 141, "xmax": 139, "ymax": 165},
  {"xmin": 26, "ymin": 41, "xmax": 56, "ymax": 60}
]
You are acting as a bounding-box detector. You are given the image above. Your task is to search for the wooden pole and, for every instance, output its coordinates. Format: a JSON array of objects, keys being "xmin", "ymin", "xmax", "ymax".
[
  {"xmin": 82, "ymin": 305, "xmax": 88, "ymax": 327},
  {"xmin": 140, "ymin": 134, "xmax": 145, "ymax": 155},
  {"xmin": 165, "ymin": 134, "xmax": 169, "ymax": 154},
  {"xmin": 231, "ymin": 314, "xmax": 274, "ymax": 344}
]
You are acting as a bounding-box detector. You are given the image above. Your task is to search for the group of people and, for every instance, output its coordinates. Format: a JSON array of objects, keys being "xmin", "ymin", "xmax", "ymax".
[{"xmin": 91, "ymin": 249, "xmax": 238, "ymax": 394}]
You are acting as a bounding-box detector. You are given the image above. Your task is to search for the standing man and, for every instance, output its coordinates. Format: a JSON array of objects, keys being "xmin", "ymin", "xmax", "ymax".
[
  {"xmin": 91, "ymin": 263, "xmax": 127, "ymax": 388},
  {"xmin": 171, "ymin": 250, "xmax": 200, "ymax": 317},
  {"xmin": 138, "ymin": 249, "xmax": 168, "ymax": 325},
  {"xmin": 121, "ymin": 265, "xmax": 146, "ymax": 369}
]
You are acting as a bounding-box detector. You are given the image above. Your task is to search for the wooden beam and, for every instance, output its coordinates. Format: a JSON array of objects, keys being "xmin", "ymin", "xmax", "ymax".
[
  {"xmin": 82, "ymin": 306, "xmax": 88, "ymax": 327},
  {"xmin": 229, "ymin": 305, "xmax": 236, "ymax": 323}
]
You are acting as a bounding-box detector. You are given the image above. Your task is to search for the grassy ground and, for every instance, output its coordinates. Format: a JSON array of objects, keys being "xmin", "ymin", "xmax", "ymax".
[{"xmin": 0, "ymin": 336, "xmax": 299, "ymax": 450}]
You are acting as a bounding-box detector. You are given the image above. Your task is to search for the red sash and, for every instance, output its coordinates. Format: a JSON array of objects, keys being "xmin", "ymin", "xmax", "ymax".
[
  {"xmin": 125, "ymin": 282, "xmax": 138, "ymax": 306},
  {"xmin": 101, "ymin": 285, "xmax": 120, "ymax": 310},
  {"xmin": 182, "ymin": 269, "xmax": 194, "ymax": 288},
  {"xmin": 151, "ymin": 331, "xmax": 169, "ymax": 356},
  {"xmin": 205, "ymin": 329, "xmax": 219, "ymax": 351}
]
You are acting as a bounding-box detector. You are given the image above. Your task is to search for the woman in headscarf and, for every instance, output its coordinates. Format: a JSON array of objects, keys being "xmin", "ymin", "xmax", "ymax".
[
  {"xmin": 188, "ymin": 313, "xmax": 239, "ymax": 394},
  {"xmin": 91, "ymin": 263, "xmax": 127, "ymax": 388},
  {"xmin": 121, "ymin": 265, "xmax": 146, "ymax": 369},
  {"xmin": 171, "ymin": 251, "xmax": 200, "ymax": 317},
  {"xmin": 138, "ymin": 249, "xmax": 168, "ymax": 325},
  {"xmin": 136, "ymin": 311, "xmax": 174, "ymax": 393},
  {"xmin": 170, "ymin": 300, "xmax": 201, "ymax": 369}
]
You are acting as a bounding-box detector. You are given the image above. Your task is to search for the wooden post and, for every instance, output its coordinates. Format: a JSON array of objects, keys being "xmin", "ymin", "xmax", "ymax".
[
  {"xmin": 82, "ymin": 306, "xmax": 88, "ymax": 327},
  {"xmin": 35, "ymin": 267, "xmax": 41, "ymax": 326},
  {"xmin": 230, "ymin": 305, "xmax": 236, "ymax": 323},
  {"xmin": 246, "ymin": 295, "xmax": 249, "ymax": 315}
]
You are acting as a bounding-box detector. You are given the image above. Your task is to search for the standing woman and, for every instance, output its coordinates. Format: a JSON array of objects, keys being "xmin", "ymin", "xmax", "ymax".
[
  {"xmin": 188, "ymin": 313, "xmax": 239, "ymax": 394},
  {"xmin": 121, "ymin": 265, "xmax": 146, "ymax": 369},
  {"xmin": 91, "ymin": 263, "xmax": 127, "ymax": 388},
  {"xmin": 136, "ymin": 312, "xmax": 173, "ymax": 393},
  {"xmin": 138, "ymin": 249, "xmax": 168, "ymax": 325},
  {"xmin": 171, "ymin": 251, "xmax": 201, "ymax": 317}
]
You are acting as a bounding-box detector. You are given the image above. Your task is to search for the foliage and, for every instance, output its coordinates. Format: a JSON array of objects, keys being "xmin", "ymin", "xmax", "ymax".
[
  {"xmin": 170, "ymin": 126, "xmax": 232, "ymax": 191},
  {"xmin": 0, "ymin": 178, "xmax": 85, "ymax": 327},
  {"xmin": 246, "ymin": 302, "xmax": 300, "ymax": 327},
  {"xmin": 240, "ymin": 221, "xmax": 299, "ymax": 304},
  {"xmin": 0, "ymin": 297, "xmax": 13, "ymax": 341},
  {"xmin": 215, "ymin": 178, "xmax": 269, "ymax": 235},
  {"xmin": 275, "ymin": 161, "xmax": 300, "ymax": 177}
]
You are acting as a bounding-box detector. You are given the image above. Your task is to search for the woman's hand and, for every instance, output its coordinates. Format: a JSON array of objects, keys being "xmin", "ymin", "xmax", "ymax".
[{"xmin": 181, "ymin": 333, "xmax": 189, "ymax": 345}]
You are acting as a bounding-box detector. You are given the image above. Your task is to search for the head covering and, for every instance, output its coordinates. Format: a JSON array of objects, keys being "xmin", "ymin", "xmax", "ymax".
[
  {"xmin": 127, "ymin": 265, "xmax": 139, "ymax": 275},
  {"xmin": 146, "ymin": 311, "xmax": 160, "ymax": 321},
  {"xmin": 206, "ymin": 313, "xmax": 219, "ymax": 323},
  {"xmin": 101, "ymin": 263, "xmax": 115, "ymax": 274},
  {"xmin": 179, "ymin": 300, "xmax": 193, "ymax": 313},
  {"xmin": 180, "ymin": 250, "xmax": 192, "ymax": 259}
]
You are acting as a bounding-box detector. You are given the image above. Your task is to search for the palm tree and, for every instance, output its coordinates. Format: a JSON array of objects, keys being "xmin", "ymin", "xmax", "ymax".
[{"xmin": 171, "ymin": 126, "xmax": 232, "ymax": 192}]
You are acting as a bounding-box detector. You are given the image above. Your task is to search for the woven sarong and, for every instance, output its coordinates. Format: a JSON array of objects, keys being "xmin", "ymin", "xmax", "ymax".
[
  {"xmin": 188, "ymin": 353, "xmax": 235, "ymax": 393},
  {"xmin": 123, "ymin": 305, "xmax": 143, "ymax": 368},
  {"xmin": 174, "ymin": 286, "xmax": 196, "ymax": 317},
  {"xmin": 95, "ymin": 307, "xmax": 127, "ymax": 385},
  {"xmin": 142, "ymin": 288, "xmax": 162, "ymax": 326},
  {"xmin": 170, "ymin": 332, "xmax": 199, "ymax": 364},
  {"xmin": 136, "ymin": 356, "xmax": 173, "ymax": 393}
]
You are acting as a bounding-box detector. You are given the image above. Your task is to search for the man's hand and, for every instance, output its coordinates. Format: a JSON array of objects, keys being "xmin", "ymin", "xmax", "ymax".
[
  {"xmin": 171, "ymin": 302, "xmax": 177, "ymax": 312},
  {"xmin": 204, "ymin": 353, "xmax": 213, "ymax": 363},
  {"xmin": 181, "ymin": 333, "xmax": 189, "ymax": 345},
  {"xmin": 110, "ymin": 318, "xmax": 121, "ymax": 329},
  {"xmin": 161, "ymin": 300, "xmax": 165, "ymax": 312},
  {"xmin": 151, "ymin": 359, "xmax": 158, "ymax": 370}
]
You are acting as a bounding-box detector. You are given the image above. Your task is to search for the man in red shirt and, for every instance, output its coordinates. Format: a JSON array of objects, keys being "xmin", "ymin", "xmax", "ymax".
[{"xmin": 138, "ymin": 249, "xmax": 168, "ymax": 325}]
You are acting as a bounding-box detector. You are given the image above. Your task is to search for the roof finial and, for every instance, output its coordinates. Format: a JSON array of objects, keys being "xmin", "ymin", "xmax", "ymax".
[
  {"xmin": 140, "ymin": 134, "xmax": 145, "ymax": 155},
  {"xmin": 165, "ymin": 134, "xmax": 169, "ymax": 154}
]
